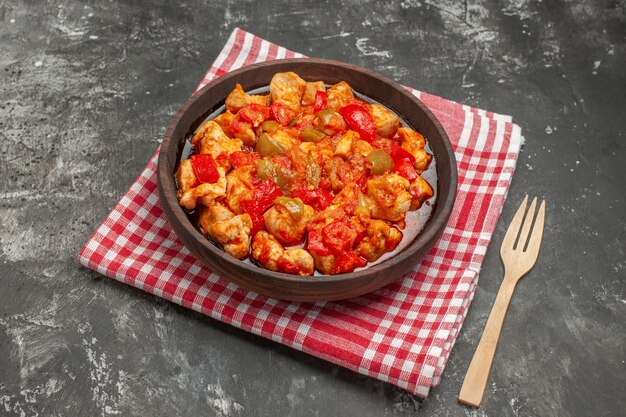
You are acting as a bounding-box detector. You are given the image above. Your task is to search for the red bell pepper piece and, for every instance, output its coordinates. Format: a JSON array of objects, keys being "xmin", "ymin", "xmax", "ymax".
[
  {"xmin": 239, "ymin": 104, "xmax": 270, "ymax": 127},
  {"xmin": 313, "ymin": 90, "xmax": 328, "ymax": 113},
  {"xmin": 230, "ymin": 112, "xmax": 251, "ymax": 135},
  {"xmin": 322, "ymin": 219, "xmax": 357, "ymax": 254},
  {"xmin": 240, "ymin": 179, "xmax": 283, "ymax": 216},
  {"xmin": 339, "ymin": 104, "xmax": 376, "ymax": 143},
  {"xmin": 189, "ymin": 154, "xmax": 220, "ymax": 184},
  {"xmin": 270, "ymin": 102, "xmax": 296, "ymax": 125},
  {"xmin": 291, "ymin": 187, "xmax": 333, "ymax": 211},
  {"xmin": 395, "ymin": 157, "xmax": 418, "ymax": 181},
  {"xmin": 306, "ymin": 228, "xmax": 332, "ymax": 256},
  {"xmin": 331, "ymin": 252, "xmax": 367, "ymax": 274},
  {"xmin": 229, "ymin": 151, "xmax": 260, "ymax": 169},
  {"xmin": 249, "ymin": 213, "xmax": 265, "ymax": 235},
  {"xmin": 389, "ymin": 142, "xmax": 416, "ymax": 164},
  {"xmin": 317, "ymin": 177, "xmax": 333, "ymax": 192}
]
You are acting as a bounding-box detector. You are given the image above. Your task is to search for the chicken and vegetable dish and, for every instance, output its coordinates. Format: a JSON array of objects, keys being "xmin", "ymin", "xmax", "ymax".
[{"xmin": 175, "ymin": 72, "xmax": 434, "ymax": 275}]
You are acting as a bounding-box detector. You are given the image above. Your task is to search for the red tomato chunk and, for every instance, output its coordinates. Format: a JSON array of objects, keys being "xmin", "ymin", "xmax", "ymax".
[{"xmin": 190, "ymin": 154, "xmax": 220, "ymax": 183}]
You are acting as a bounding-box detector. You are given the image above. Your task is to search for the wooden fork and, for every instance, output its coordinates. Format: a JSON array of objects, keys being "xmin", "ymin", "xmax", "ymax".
[{"xmin": 458, "ymin": 195, "xmax": 546, "ymax": 407}]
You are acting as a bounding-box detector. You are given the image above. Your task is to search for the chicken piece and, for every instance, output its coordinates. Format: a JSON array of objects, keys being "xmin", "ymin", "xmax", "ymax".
[
  {"xmin": 311, "ymin": 252, "xmax": 336, "ymax": 275},
  {"xmin": 213, "ymin": 111, "xmax": 236, "ymax": 137},
  {"xmin": 330, "ymin": 183, "xmax": 359, "ymax": 214},
  {"xmin": 408, "ymin": 175, "xmax": 434, "ymax": 210},
  {"xmin": 175, "ymin": 159, "xmax": 198, "ymax": 195},
  {"xmin": 269, "ymin": 72, "xmax": 306, "ymax": 113},
  {"xmin": 369, "ymin": 103, "xmax": 399, "ymax": 138},
  {"xmin": 192, "ymin": 121, "xmax": 243, "ymax": 159},
  {"xmin": 198, "ymin": 203, "xmax": 252, "ymax": 259},
  {"xmin": 366, "ymin": 174, "xmax": 412, "ymax": 222},
  {"xmin": 300, "ymin": 138, "xmax": 334, "ymax": 166},
  {"xmin": 263, "ymin": 200, "xmax": 314, "ymax": 244},
  {"xmin": 251, "ymin": 231, "xmax": 284, "ymax": 271},
  {"xmin": 302, "ymin": 81, "xmax": 326, "ymax": 106},
  {"xmin": 225, "ymin": 83, "xmax": 267, "ymax": 113},
  {"xmin": 327, "ymin": 81, "xmax": 355, "ymax": 109},
  {"xmin": 198, "ymin": 203, "xmax": 235, "ymax": 232},
  {"xmin": 334, "ymin": 130, "xmax": 359, "ymax": 158},
  {"xmin": 310, "ymin": 203, "xmax": 349, "ymax": 227},
  {"xmin": 397, "ymin": 127, "xmax": 425, "ymax": 149},
  {"xmin": 208, "ymin": 213, "xmax": 253, "ymax": 260},
  {"xmin": 397, "ymin": 127, "xmax": 431, "ymax": 174},
  {"xmin": 251, "ymin": 231, "xmax": 314, "ymax": 275},
  {"xmin": 277, "ymin": 248, "xmax": 315, "ymax": 276},
  {"xmin": 225, "ymin": 166, "xmax": 255, "ymax": 214},
  {"xmin": 231, "ymin": 121, "xmax": 256, "ymax": 147},
  {"xmin": 355, "ymin": 218, "xmax": 403, "ymax": 261},
  {"xmin": 283, "ymin": 146, "xmax": 308, "ymax": 176},
  {"xmin": 197, "ymin": 174, "xmax": 228, "ymax": 207},
  {"xmin": 192, "ymin": 120, "xmax": 224, "ymax": 145},
  {"xmin": 178, "ymin": 167, "xmax": 227, "ymax": 210},
  {"xmin": 352, "ymin": 139, "xmax": 374, "ymax": 159},
  {"xmin": 299, "ymin": 141, "xmax": 317, "ymax": 156},
  {"xmin": 270, "ymin": 130, "xmax": 299, "ymax": 152},
  {"xmin": 412, "ymin": 150, "xmax": 431, "ymax": 175}
]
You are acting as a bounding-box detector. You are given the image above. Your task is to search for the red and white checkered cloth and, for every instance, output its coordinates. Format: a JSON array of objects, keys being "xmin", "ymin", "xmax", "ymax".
[{"xmin": 78, "ymin": 28, "xmax": 522, "ymax": 397}]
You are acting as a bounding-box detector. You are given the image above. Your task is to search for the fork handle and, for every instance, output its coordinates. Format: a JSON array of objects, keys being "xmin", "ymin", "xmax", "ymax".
[{"xmin": 458, "ymin": 273, "xmax": 518, "ymax": 407}]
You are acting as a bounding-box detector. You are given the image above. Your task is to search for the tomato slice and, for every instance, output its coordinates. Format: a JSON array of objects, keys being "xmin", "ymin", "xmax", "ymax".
[
  {"xmin": 189, "ymin": 154, "xmax": 220, "ymax": 183},
  {"xmin": 322, "ymin": 219, "xmax": 357, "ymax": 254},
  {"xmin": 339, "ymin": 104, "xmax": 376, "ymax": 143},
  {"xmin": 230, "ymin": 151, "xmax": 260, "ymax": 169},
  {"xmin": 239, "ymin": 104, "xmax": 271, "ymax": 127},
  {"xmin": 249, "ymin": 213, "xmax": 265, "ymax": 235},
  {"xmin": 331, "ymin": 252, "xmax": 367, "ymax": 274},
  {"xmin": 395, "ymin": 157, "xmax": 418, "ymax": 181},
  {"xmin": 240, "ymin": 179, "xmax": 283, "ymax": 215},
  {"xmin": 390, "ymin": 142, "xmax": 416, "ymax": 164},
  {"xmin": 271, "ymin": 102, "xmax": 296, "ymax": 125},
  {"xmin": 306, "ymin": 228, "xmax": 332, "ymax": 256},
  {"xmin": 313, "ymin": 90, "xmax": 328, "ymax": 113},
  {"xmin": 291, "ymin": 187, "xmax": 333, "ymax": 211},
  {"xmin": 230, "ymin": 112, "xmax": 252, "ymax": 135}
]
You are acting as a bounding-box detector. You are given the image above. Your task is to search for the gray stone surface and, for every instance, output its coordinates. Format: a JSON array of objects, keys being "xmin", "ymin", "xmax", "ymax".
[{"xmin": 1, "ymin": 1, "xmax": 624, "ymax": 416}]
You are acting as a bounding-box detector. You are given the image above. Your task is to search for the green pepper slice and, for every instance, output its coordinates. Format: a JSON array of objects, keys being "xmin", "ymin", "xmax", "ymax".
[
  {"xmin": 256, "ymin": 159, "xmax": 292, "ymax": 188},
  {"xmin": 365, "ymin": 149, "xmax": 394, "ymax": 175},
  {"xmin": 256, "ymin": 133, "xmax": 286, "ymax": 156},
  {"xmin": 261, "ymin": 120, "xmax": 280, "ymax": 134},
  {"xmin": 256, "ymin": 159, "xmax": 277, "ymax": 181},
  {"xmin": 274, "ymin": 196, "xmax": 304, "ymax": 221},
  {"xmin": 315, "ymin": 109, "xmax": 335, "ymax": 125},
  {"xmin": 301, "ymin": 128, "xmax": 326, "ymax": 143}
]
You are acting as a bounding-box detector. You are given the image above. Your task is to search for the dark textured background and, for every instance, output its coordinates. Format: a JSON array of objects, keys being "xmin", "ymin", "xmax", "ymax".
[{"xmin": 1, "ymin": 1, "xmax": 624, "ymax": 416}]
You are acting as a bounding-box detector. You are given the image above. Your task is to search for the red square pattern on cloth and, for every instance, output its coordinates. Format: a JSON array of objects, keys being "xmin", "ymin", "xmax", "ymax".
[{"xmin": 78, "ymin": 28, "xmax": 522, "ymax": 397}]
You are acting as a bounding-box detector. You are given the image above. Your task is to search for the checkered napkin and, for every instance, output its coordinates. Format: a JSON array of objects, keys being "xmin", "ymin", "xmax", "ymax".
[{"xmin": 78, "ymin": 28, "xmax": 522, "ymax": 397}]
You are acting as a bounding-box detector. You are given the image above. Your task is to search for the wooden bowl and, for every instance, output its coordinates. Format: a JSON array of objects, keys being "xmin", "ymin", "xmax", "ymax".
[{"xmin": 158, "ymin": 58, "xmax": 457, "ymax": 302}]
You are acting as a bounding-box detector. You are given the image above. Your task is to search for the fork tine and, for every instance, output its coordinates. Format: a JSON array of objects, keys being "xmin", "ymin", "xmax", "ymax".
[
  {"xmin": 516, "ymin": 197, "xmax": 538, "ymax": 250},
  {"xmin": 501, "ymin": 195, "xmax": 528, "ymax": 251},
  {"xmin": 525, "ymin": 199, "xmax": 546, "ymax": 258}
]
